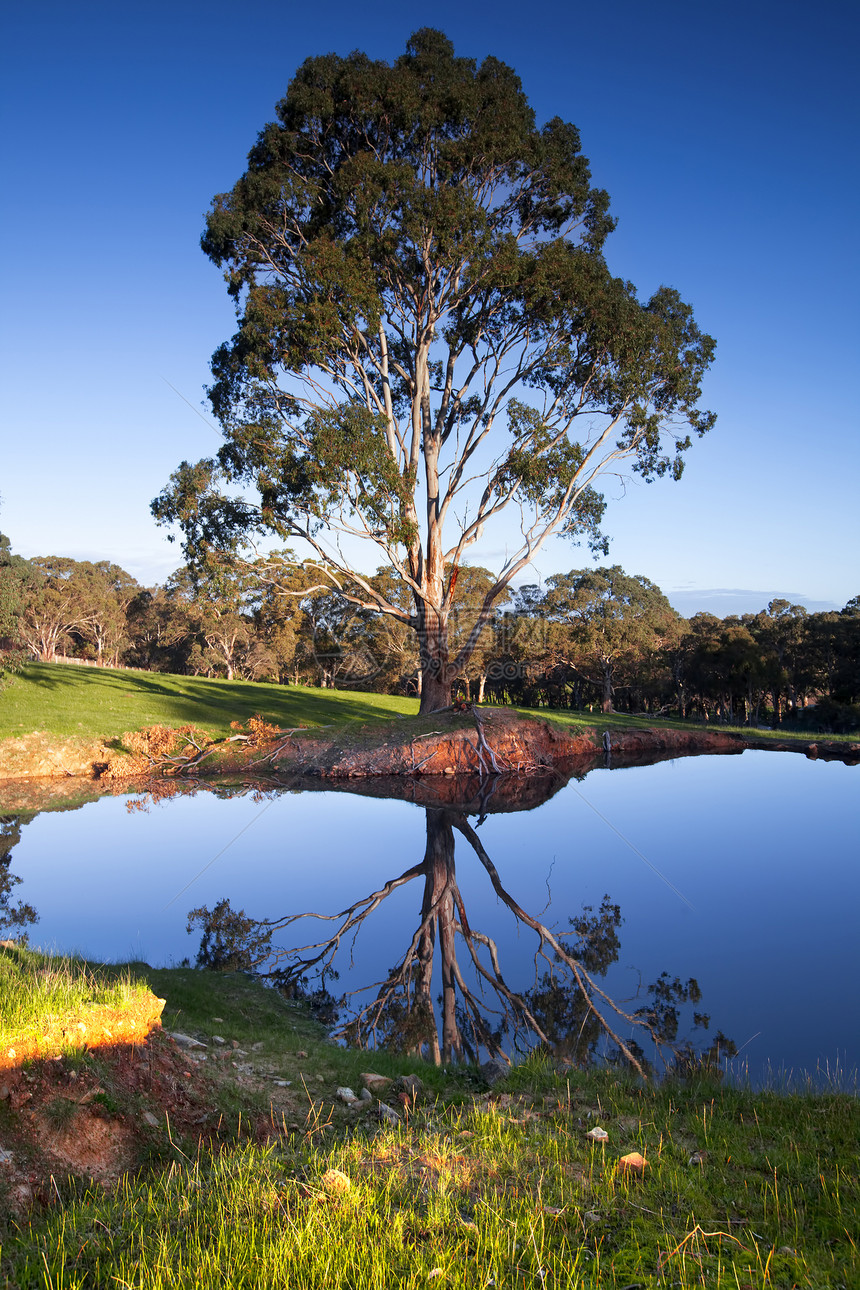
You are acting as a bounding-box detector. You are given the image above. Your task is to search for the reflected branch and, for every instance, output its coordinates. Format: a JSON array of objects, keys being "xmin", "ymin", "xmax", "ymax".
[
  {"xmin": 189, "ymin": 801, "xmax": 725, "ymax": 1077},
  {"xmin": 451, "ymin": 814, "xmax": 647, "ymax": 1076}
]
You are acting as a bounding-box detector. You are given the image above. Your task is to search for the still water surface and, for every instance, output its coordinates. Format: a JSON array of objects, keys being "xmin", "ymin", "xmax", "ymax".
[{"xmin": 4, "ymin": 750, "xmax": 857, "ymax": 1084}]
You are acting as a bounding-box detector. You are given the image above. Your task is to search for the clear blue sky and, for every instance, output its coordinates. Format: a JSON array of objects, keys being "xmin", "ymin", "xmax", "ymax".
[{"xmin": 1, "ymin": 0, "xmax": 857, "ymax": 614}]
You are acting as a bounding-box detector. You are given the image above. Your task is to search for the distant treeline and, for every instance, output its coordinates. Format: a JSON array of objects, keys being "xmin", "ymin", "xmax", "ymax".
[{"xmin": 1, "ymin": 537, "xmax": 858, "ymax": 732}]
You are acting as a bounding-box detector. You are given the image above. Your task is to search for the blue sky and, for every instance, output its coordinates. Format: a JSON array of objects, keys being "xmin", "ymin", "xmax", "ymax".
[{"xmin": 1, "ymin": 0, "xmax": 857, "ymax": 614}]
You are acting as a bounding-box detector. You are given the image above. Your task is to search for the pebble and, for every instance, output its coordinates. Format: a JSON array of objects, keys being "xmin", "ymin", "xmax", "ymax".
[
  {"xmin": 480, "ymin": 1058, "xmax": 508, "ymax": 1087},
  {"xmin": 586, "ymin": 1127, "xmax": 608, "ymax": 1142},
  {"xmin": 360, "ymin": 1072, "xmax": 391, "ymax": 1094},
  {"xmin": 377, "ymin": 1101, "xmax": 400, "ymax": 1126},
  {"xmin": 142, "ymin": 1111, "xmax": 160, "ymax": 1128},
  {"xmin": 321, "ymin": 1168, "xmax": 351, "ymax": 1195},
  {"xmin": 0, "ymin": 1148, "xmax": 13, "ymax": 1165},
  {"xmin": 166, "ymin": 1032, "xmax": 207, "ymax": 1050},
  {"xmin": 337, "ymin": 1087, "xmax": 358, "ymax": 1104},
  {"xmin": 212, "ymin": 1035, "xmax": 227, "ymax": 1046},
  {"xmin": 393, "ymin": 1074, "xmax": 424, "ymax": 1102}
]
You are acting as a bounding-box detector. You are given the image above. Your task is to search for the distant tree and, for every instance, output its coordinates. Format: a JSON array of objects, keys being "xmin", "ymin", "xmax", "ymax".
[
  {"xmin": 540, "ymin": 566, "xmax": 681, "ymax": 713},
  {"xmin": 154, "ymin": 28, "xmax": 716, "ymax": 712},
  {"xmin": 75, "ymin": 562, "xmax": 139, "ymax": 666},
  {"xmin": 751, "ymin": 599, "xmax": 808, "ymax": 723}
]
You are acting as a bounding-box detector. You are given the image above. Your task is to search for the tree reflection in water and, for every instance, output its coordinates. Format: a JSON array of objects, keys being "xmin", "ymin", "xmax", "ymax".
[
  {"xmin": 190, "ymin": 798, "xmax": 733, "ymax": 1079},
  {"xmin": 0, "ymin": 816, "xmax": 37, "ymax": 940}
]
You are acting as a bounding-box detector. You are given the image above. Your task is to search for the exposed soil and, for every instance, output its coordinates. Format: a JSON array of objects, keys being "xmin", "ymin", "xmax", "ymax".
[
  {"xmin": 0, "ymin": 1006, "xmax": 316, "ymax": 1213},
  {"xmin": 0, "ymin": 710, "xmax": 856, "ymax": 807}
]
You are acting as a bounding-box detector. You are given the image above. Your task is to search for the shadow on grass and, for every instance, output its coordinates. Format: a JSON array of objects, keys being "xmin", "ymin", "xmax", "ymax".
[{"xmin": 19, "ymin": 663, "xmax": 416, "ymax": 732}]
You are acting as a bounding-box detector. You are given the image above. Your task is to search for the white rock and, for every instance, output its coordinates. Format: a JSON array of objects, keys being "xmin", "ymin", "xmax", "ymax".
[
  {"xmin": 585, "ymin": 1126, "xmax": 608, "ymax": 1142},
  {"xmin": 337, "ymin": 1086, "xmax": 358, "ymax": 1104},
  {"xmin": 166, "ymin": 1032, "xmax": 207, "ymax": 1050}
]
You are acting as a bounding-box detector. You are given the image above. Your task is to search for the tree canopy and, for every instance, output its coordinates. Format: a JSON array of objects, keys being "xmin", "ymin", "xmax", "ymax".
[{"xmin": 153, "ymin": 28, "xmax": 716, "ymax": 711}]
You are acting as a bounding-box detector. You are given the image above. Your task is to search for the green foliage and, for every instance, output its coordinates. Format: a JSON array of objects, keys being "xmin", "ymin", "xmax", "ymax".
[
  {"xmin": 154, "ymin": 30, "xmax": 716, "ymax": 709},
  {"xmin": 186, "ymin": 898, "xmax": 274, "ymax": 972}
]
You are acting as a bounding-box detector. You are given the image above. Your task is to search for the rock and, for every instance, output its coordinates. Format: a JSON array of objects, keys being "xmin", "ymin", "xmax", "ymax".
[
  {"xmin": 688, "ymin": 1149, "xmax": 707, "ymax": 1167},
  {"xmin": 336, "ymin": 1087, "xmax": 358, "ymax": 1104},
  {"xmin": 360, "ymin": 1072, "xmax": 392, "ymax": 1094},
  {"xmin": 212, "ymin": 1035, "xmax": 227, "ymax": 1046},
  {"xmin": 392, "ymin": 1074, "xmax": 424, "ymax": 1103},
  {"xmin": 359, "ymin": 1088, "xmax": 372, "ymax": 1102},
  {"xmin": 0, "ymin": 1147, "xmax": 13, "ymax": 1165},
  {"xmin": 252, "ymin": 1041, "xmax": 265, "ymax": 1051},
  {"xmin": 480, "ymin": 1058, "xmax": 509, "ymax": 1087},
  {"xmin": 142, "ymin": 1111, "xmax": 160, "ymax": 1128},
  {"xmin": 321, "ymin": 1168, "xmax": 351, "ymax": 1196},
  {"xmin": 585, "ymin": 1127, "xmax": 608, "ymax": 1142},
  {"xmin": 166, "ymin": 1032, "xmax": 207, "ymax": 1050},
  {"xmin": 273, "ymin": 1080, "xmax": 292, "ymax": 1088},
  {"xmin": 618, "ymin": 1151, "xmax": 647, "ymax": 1173},
  {"xmin": 377, "ymin": 1101, "xmax": 401, "ymax": 1126}
]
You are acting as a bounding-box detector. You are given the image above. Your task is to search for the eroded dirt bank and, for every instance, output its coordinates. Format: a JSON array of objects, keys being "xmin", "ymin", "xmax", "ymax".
[{"xmin": 0, "ymin": 710, "xmax": 856, "ymax": 810}]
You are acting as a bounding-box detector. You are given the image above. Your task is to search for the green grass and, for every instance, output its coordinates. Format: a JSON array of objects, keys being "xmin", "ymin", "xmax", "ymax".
[
  {"xmin": 516, "ymin": 705, "xmax": 859, "ymax": 744},
  {"xmin": 1, "ymin": 663, "xmax": 854, "ymax": 756},
  {"xmin": 0, "ymin": 953, "xmax": 857, "ymax": 1288},
  {"xmin": 0, "ymin": 662, "xmax": 418, "ymax": 743},
  {"xmin": 0, "ymin": 943, "xmax": 151, "ymax": 1046},
  {"xmin": 2, "ymin": 1062, "xmax": 857, "ymax": 1287}
]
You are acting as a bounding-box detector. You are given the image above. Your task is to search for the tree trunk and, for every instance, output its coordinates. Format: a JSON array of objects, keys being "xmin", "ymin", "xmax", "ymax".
[
  {"xmin": 420, "ymin": 811, "xmax": 460, "ymax": 1063},
  {"xmin": 601, "ymin": 661, "xmax": 614, "ymax": 714},
  {"xmin": 417, "ymin": 604, "xmax": 453, "ymax": 713}
]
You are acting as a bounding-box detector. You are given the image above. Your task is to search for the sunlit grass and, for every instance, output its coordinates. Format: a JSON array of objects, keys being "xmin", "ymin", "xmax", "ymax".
[
  {"xmin": 0, "ymin": 943, "xmax": 150, "ymax": 1046},
  {"xmin": 3, "ymin": 663, "xmax": 851, "ymax": 753},
  {"xmin": 0, "ymin": 956, "xmax": 856, "ymax": 1287},
  {"xmin": 3, "ymin": 1067, "xmax": 857, "ymax": 1288},
  {"xmin": 518, "ymin": 705, "xmax": 859, "ymax": 743},
  {"xmin": 0, "ymin": 662, "xmax": 418, "ymax": 743}
]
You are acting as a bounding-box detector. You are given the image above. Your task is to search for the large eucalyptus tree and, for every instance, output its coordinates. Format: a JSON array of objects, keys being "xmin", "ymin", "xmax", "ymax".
[{"xmin": 154, "ymin": 29, "xmax": 715, "ymax": 712}]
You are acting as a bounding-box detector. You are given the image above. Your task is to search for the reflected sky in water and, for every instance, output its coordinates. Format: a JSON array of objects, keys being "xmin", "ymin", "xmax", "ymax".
[{"xmin": 6, "ymin": 750, "xmax": 858, "ymax": 1084}]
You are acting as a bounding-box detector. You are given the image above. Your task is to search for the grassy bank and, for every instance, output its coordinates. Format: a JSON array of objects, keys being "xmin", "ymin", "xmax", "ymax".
[
  {"xmin": 4, "ymin": 662, "xmax": 856, "ymax": 753},
  {"xmin": 0, "ymin": 944, "xmax": 152, "ymax": 1049},
  {"xmin": 518, "ymin": 705, "xmax": 859, "ymax": 745},
  {"xmin": 0, "ymin": 949, "xmax": 857, "ymax": 1288},
  {"xmin": 0, "ymin": 662, "xmax": 418, "ymax": 743}
]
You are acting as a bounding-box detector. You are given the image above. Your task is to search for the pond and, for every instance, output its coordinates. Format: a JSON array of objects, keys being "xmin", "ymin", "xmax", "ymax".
[{"xmin": 2, "ymin": 750, "xmax": 857, "ymax": 1086}]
